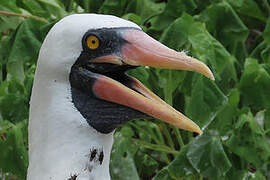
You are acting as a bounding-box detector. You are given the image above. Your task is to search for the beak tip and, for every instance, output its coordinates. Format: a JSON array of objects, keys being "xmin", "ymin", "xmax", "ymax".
[
  {"xmin": 197, "ymin": 129, "xmax": 203, "ymax": 135},
  {"xmin": 192, "ymin": 126, "xmax": 203, "ymax": 135},
  {"xmin": 201, "ymin": 63, "xmax": 215, "ymax": 81},
  {"xmin": 179, "ymin": 117, "xmax": 203, "ymax": 135},
  {"xmin": 209, "ymin": 73, "xmax": 215, "ymax": 81}
]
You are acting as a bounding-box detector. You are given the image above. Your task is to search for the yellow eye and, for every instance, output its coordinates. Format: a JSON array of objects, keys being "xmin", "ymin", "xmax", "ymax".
[{"xmin": 86, "ymin": 35, "xmax": 99, "ymax": 50}]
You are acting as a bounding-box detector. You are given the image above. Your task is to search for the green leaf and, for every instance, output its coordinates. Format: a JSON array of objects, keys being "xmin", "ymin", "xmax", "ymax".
[
  {"xmin": 252, "ymin": 171, "xmax": 267, "ymax": 180},
  {"xmin": 159, "ymin": 13, "xmax": 190, "ymax": 50},
  {"xmin": 252, "ymin": 19, "xmax": 270, "ymax": 63},
  {"xmin": 0, "ymin": 35, "xmax": 11, "ymax": 65},
  {"xmin": 226, "ymin": 0, "xmax": 267, "ymax": 22},
  {"xmin": 0, "ymin": 93, "xmax": 28, "ymax": 124},
  {"xmin": 61, "ymin": 0, "xmax": 74, "ymax": 12},
  {"xmin": 125, "ymin": 0, "xmax": 166, "ymax": 25},
  {"xmin": 15, "ymin": 0, "xmax": 65, "ymax": 19},
  {"xmin": 154, "ymin": 145, "xmax": 197, "ymax": 180},
  {"xmin": 132, "ymin": 138, "xmax": 178, "ymax": 155},
  {"xmin": 250, "ymin": 41, "xmax": 270, "ymax": 64},
  {"xmin": 36, "ymin": 0, "xmax": 66, "ymax": 19},
  {"xmin": 6, "ymin": 19, "xmax": 45, "ymax": 83},
  {"xmin": 99, "ymin": 0, "xmax": 129, "ymax": 17},
  {"xmin": 209, "ymin": 89, "xmax": 240, "ymax": 135},
  {"xmin": 0, "ymin": 3, "xmax": 23, "ymax": 33},
  {"xmin": 0, "ymin": 0, "xmax": 21, "ymax": 12},
  {"xmin": 187, "ymin": 131, "xmax": 232, "ymax": 179},
  {"xmin": 122, "ymin": 13, "xmax": 141, "ymax": 25},
  {"xmin": 185, "ymin": 74, "xmax": 227, "ymax": 128},
  {"xmin": 187, "ymin": 19, "xmax": 237, "ymax": 83},
  {"xmin": 225, "ymin": 112, "xmax": 270, "ymax": 168},
  {"xmin": 0, "ymin": 78, "xmax": 29, "ymax": 124},
  {"xmin": 16, "ymin": 0, "xmax": 47, "ymax": 17},
  {"xmin": 264, "ymin": 109, "xmax": 270, "ymax": 132},
  {"xmin": 261, "ymin": 45, "xmax": 270, "ymax": 64},
  {"xmin": 153, "ymin": 69, "xmax": 185, "ymax": 105},
  {"xmin": 239, "ymin": 58, "xmax": 270, "ymax": 110},
  {"xmin": 161, "ymin": 13, "xmax": 237, "ymax": 84},
  {"xmin": 167, "ymin": 145, "xmax": 197, "ymax": 178},
  {"xmin": 135, "ymin": 153, "xmax": 158, "ymax": 178},
  {"xmin": 110, "ymin": 126, "xmax": 140, "ymax": 180},
  {"xmin": 198, "ymin": 2, "xmax": 249, "ymax": 62},
  {"xmin": 75, "ymin": 0, "xmax": 104, "ymax": 13},
  {"xmin": 0, "ymin": 120, "xmax": 28, "ymax": 179},
  {"xmin": 226, "ymin": 169, "xmax": 253, "ymax": 180},
  {"xmin": 164, "ymin": 0, "xmax": 197, "ymax": 17},
  {"xmin": 37, "ymin": 0, "xmax": 63, "ymax": 10},
  {"xmin": 147, "ymin": 0, "xmax": 197, "ymax": 35},
  {"xmin": 153, "ymin": 168, "xmax": 174, "ymax": 180},
  {"xmin": 0, "ymin": 14, "xmax": 22, "ymax": 33},
  {"xmin": 263, "ymin": 18, "xmax": 270, "ymax": 45}
]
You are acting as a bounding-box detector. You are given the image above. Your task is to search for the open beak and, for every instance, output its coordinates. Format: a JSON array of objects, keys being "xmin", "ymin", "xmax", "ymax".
[{"xmin": 90, "ymin": 29, "xmax": 214, "ymax": 135}]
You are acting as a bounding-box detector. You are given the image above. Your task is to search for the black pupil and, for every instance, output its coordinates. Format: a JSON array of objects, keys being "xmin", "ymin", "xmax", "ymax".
[{"xmin": 92, "ymin": 40, "xmax": 96, "ymax": 44}]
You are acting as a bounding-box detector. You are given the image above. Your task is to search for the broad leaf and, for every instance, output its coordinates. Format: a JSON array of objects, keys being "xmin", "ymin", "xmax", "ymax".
[
  {"xmin": 225, "ymin": 112, "xmax": 270, "ymax": 168},
  {"xmin": 239, "ymin": 58, "xmax": 270, "ymax": 110},
  {"xmin": 7, "ymin": 19, "xmax": 46, "ymax": 83},
  {"xmin": 226, "ymin": 0, "xmax": 266, "ymax": 22},
  {"xmin": 187, "ymin": 131, "xmax": 232, "ymax": 179},
  {"xmin": 198, "ymin": 2, "xmax": 249, "ymax": 62},
  {"xmin": 153, "ymin": 145, "xmax": 197, "ymax": 180},
  {"xmin": 0, "ymin": 120, "xmax": 28, "ymax": 179},
  {"xmin": 185, "ymin": 74, "xmax": 227, "ymax": 129},
  {"xmin": 110, "ymin": 126, "xmax": 140, "ymax": 180},
  {"xmin": 209, "ymin": 89, "xmax": 240, "ymax": 136}
]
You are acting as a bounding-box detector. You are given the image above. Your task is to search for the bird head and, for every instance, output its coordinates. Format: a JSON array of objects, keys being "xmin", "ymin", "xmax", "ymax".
[{"xmin": 37, "ymin": 14, "xmax": 214, "ymax": 135}]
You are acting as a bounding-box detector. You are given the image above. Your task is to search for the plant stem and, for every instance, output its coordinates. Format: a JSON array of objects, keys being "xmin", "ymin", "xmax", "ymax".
[
  {"xmin": 165, "ymin": 70, "xmax": 173, "ymax": 105},
  {"xmin": 188, "ymin": 131, "xmax": 194, "ymax": 142},
  {"xmin": 129, "ymin": 122, "xmax": 159, "ymax": 144},
  {"xmin": 160, "ymin": 122, "xmax": 175, "ymax": 149},
  {"xmin": 150, "ymin": 121, "xmax": 171, "ymax": 163},
  {"xmin": 161, "ymin": 70, "xmax": 175, "ymax": 150},
  {"xmin": 199, "ymin": 175, "xmax": 203, "ymax": 180},
  {"xmin": 172, "ymin": 126, "xmax": 184, "ymax": 147},
  {"xmin": 130, "ymin": 122, "xmax": 170, "ymax": 163},
  {"xmin": 0, "ymin": 11, "xmax": 49, "ymax": 23},
  {"xmin": 132, "ymin": 138, "xmax": 178, "ymax": 155},
  {"xmin": 165, "ymin": 70, "xmax": 185, "ymax": 149}
]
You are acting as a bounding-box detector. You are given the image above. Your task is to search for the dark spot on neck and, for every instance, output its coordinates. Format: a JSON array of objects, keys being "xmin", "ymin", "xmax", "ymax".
[
  {"xmin": 89, "ymin": 148, "xmax": 104, "ymax": 165},
  {"xmin": 90, "ymin": 149, "xmax": 97, "ymax": 161},
  {"xmin": 99, "ymin": 151, "xmax": 104, "ymax": 165},
  {"xmin": 67, "ymin": 174, "xmax": 77, "ymax": 180},
  {"xmin": 87, "ymin": 148, "xmax": 105, "ymax": 173}
]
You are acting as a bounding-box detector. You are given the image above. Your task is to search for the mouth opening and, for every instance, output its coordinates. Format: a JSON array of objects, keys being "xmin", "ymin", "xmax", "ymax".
[
  {"xmin": 84, "ymin": 62, "xmax": 135, "ymax": 74},
  {"xmin": 82, "ymin": 62, "xmax": 140, "ymax": 92}
]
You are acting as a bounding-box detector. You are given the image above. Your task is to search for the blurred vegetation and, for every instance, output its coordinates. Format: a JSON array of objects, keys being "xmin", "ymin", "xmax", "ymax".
[{"xmin": 0, "ymin": 0, "xmax": 270, "ymax": 179}]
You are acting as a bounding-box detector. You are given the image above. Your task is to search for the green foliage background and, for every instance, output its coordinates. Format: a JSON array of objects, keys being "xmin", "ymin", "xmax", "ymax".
[{"xmin": 0, "ymin": 0, "xmax": 270, "ymax": 179}]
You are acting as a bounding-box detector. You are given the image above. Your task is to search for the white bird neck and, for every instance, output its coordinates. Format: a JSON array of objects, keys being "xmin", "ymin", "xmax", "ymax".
[{"xmin": 27, "ymin": 67, "xmax": 114, "ymax": 180}]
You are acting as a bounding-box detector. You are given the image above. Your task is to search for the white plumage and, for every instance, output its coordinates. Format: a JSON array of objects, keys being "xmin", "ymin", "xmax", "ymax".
[{"xmin": 28, "ymin": 14, "xmax": 140, "ymax": 180}]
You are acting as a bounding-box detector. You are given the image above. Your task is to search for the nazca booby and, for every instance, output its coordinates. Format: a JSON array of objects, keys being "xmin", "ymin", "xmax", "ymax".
[{"xmin": 27, "ymin": 14, "xmax": 214, "ymax": 180}]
